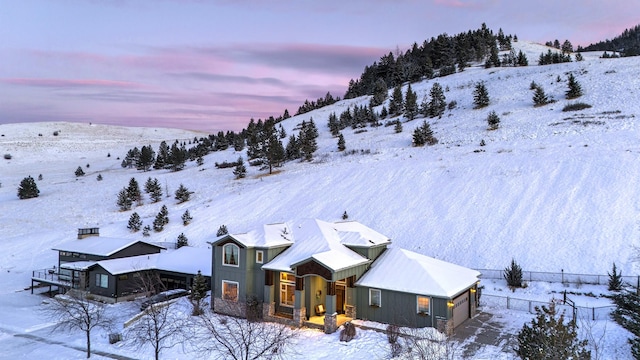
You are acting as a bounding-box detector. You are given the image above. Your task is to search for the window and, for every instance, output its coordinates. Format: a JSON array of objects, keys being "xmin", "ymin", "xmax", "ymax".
[
  {"xmin": 95, "ymin": 274, "xmax": 108, "ymax": 288},
  {"xmin": 223, "ymin": 244, "xmax": 239, "ymax": 266},
  {"xmin": 280, "ymin": 273, "xmax": 295, "ymax": 307},
  {"xmin": 222, "ymin": 280, "xmax": 238, "ymax": 302},
  {"xmin": 118, "ymin": 274, "xmax": 128, "ymax": 281},
  {"xmin": 256, "ymin": 250, "xmax": 264, "ymax": 264},
  {"xmin": 369, "ymin": 289, "xmax": 381, "ymax": 307},
  {"xmin": 417, "ymin": 295, "xmax": 430, "ymax": 314}
]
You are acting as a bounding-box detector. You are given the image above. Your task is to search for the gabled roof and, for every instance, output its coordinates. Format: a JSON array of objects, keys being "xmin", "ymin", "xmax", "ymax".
[
  {"xmin": 262, "ymin": 219, "xmax": 370, "ymax": 273},
  {"xmin": 52, "ymin": 237, "xmax": 164, "ymax": 257},
  {"xmin": 90, "ymin": 246, "xmax": 211, "ymax": 276},
  {"xmin": 355, "ymin": 247, "xmax": 480, "ymax": 298},
  {"xmin": 210, "ymin": 222, "xmax": 293, "ymax": 249}
]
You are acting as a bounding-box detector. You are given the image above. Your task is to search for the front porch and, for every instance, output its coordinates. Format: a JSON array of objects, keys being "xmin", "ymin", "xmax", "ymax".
[{"xmin": 305, "ymin": 314, "xmax": 353, "ymax": 330}]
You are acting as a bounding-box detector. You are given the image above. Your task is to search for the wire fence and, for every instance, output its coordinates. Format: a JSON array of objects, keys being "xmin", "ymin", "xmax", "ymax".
[
  {"xmin": 475, "ymin": 268, "xmax": 639, "ymax": 287},
  {"xmin": 481, "ymin": 294, "xmax": 615, "ymax": 321}
]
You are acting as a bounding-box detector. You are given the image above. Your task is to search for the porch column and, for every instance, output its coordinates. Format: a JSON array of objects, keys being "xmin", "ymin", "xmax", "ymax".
[
  {"xmin": 263, "ymin": 270, "xmax": 275, "ymax": 318},
  {"xmin": 293, "ymin": 277, "xmax": 306, "ymax": 326},
  {"xmin": 324, "ymin": 281, "xmax": 338, "ymax": 333},
  {"xmin": 345, "ymin": 275, "xmax": 356, "ymax": 318}
]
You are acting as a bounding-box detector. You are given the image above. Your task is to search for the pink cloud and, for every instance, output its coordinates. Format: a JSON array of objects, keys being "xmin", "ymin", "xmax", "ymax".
[{"xmin": 3, "ymin": 78, "xmax": 143, "ymax": 89}]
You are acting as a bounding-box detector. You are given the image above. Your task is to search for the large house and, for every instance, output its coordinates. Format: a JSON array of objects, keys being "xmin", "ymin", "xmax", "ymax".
[
  {"xmin": 209, "ymin": 219, "xmax": 480, "ymax": 333},
  {"xmin": 32, "ymin": 228, "xmax": 210, "ymax": 303}
]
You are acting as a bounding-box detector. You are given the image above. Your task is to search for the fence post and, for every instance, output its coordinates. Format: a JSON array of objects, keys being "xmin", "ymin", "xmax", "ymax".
[
  {"xmin": 592, "ymin": 307, "xmax": 595, "ymax": 321},
  {"xmin": 507, "ymin": 297, "xmax": 510, "ymax": 310},
  {"xmin": 561, "ymin": 269, "xmax": 564, "ymax": 283}
]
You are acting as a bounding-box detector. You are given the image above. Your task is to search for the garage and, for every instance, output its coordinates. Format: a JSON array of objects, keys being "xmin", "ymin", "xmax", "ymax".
[{"xmin": 452, "ymin": 291, "xmax": 470, "ymax": 328}]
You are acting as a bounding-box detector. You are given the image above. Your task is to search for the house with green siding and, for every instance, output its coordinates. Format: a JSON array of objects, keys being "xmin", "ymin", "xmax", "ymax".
[{"xmin": 209, "ymin": 219, "xmax": 480, "ymax": 334}]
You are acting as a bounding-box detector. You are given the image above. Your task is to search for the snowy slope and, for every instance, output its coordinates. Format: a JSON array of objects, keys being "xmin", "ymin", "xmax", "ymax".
[{"xmin": 0, "ymin": 41, "xmax": 639, "ymax": 358}]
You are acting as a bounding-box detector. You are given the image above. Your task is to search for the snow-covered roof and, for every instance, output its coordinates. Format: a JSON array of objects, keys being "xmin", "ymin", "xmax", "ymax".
[
  {"xmin": 91, "ymin": 246, "xmax": 211, "ymax": 276},
  {"xmin": 59, "ymin": 260, "xmax": 96, "ymax": 270},
  {"xmin": 214, "ymin": 222, "xmax": 293, "ymax": 248},
  {"xmin": 155, "ymin": 246, "xmax": 211, "ymax": 277},
  {"xmin": 333, "ymin": 220, "xmax": 391, "ymax": 247},
  {"xmin": 52, "ymin": 237, "xmax": 164, "ymax": 257},
  {"xmin": 262, "ymin": 219, "xmax": 370, "ymax": 273},
  {"xmin": 355, "ymin": 247, "xmax": 480, "ymax": 298}
]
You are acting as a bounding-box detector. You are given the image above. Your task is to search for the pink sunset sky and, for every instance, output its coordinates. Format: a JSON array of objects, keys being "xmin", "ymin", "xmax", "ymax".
[{"xmin": 1, "ymin": 0, "xmax": 637, "ymax": 132}]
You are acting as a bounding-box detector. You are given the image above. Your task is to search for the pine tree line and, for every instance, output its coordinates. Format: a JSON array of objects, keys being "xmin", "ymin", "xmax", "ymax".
[{"xmin": 344, "ymin": 24, "xmax": 517, "ymax": 100}]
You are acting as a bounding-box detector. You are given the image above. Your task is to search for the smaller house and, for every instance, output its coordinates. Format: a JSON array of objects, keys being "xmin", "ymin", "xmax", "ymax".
[
  {"xmin": 87, "ymin": 246, "xmax": 212, "ymax": 303},
  {"xmin": 32, "ymin": 228, "xmax": 164, "ymax": 294}
]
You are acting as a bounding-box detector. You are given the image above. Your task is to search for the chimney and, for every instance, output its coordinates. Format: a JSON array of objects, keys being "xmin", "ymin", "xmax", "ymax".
[{"xmin": 78, "ymin": 227, "xmax": 100, "ymax": 239}]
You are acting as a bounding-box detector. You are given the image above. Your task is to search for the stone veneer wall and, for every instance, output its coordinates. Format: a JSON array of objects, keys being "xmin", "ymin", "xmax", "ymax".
[{"xmin": 214, "ymin": 297, "xmax": 247, "ymax": 318}]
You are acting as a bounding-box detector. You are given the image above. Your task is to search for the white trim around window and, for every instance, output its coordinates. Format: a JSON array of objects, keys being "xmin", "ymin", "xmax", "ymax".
[
  {"xmin": 256, "ymin": 250, "xmax": 264, "ymax": 264},
  {"xmin": 369, "ymin": 288, "xmax": 381, "ymax": 307},
  {"xmin": 222, "ymin": 243, "xmax": 239, "ymax": 267},
  {"xmin": 222, "ymin": 280, "xmax": 239, "ymax": 302},
  {"xmin": 417, "ymin": 295, "xmax": 430, "ymax": 314}
]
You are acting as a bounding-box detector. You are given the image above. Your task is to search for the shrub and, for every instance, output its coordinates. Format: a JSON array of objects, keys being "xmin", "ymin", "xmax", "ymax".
[
  {"xmin": 516, "ymin": 303, "xmax": 590, "ymax": 359},
  {"xmin": 562, "ymin": 102, "xmax": 592, "ymax": 112},
  {"xmin": 3, "ymin": 154, "xmax": 11, "ymax": 160},
  {"xmin": 487, "ymin": 111, "xmax": 500, "ymax": 130}
]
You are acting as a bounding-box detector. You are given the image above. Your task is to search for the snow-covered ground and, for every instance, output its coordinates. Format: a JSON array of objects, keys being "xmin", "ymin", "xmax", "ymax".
[{"xmin": 0, "ymin": 41, "xmax": 638, "ymax": 358}]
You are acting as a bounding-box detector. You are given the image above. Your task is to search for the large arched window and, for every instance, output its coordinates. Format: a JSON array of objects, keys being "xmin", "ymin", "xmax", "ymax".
[{"xmin": 223, "ymin": 243, "xmax": 239, "ymax": 266}]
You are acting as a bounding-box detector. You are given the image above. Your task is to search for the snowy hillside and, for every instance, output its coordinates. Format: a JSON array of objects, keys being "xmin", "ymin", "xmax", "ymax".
[
  {"xmin": 2, "ymin": 41, "xmax": 638, "ymax": 278},
  {"xmin": 0, "ymin": 40, "xmax": 639, "ymax": 358}
]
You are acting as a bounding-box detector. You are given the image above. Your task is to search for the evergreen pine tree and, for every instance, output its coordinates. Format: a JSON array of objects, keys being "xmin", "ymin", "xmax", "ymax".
[
  {"xmin": 533, "ymin": 86, "xmax": 550, "ymax": 107},
  {"xmin": 412, "ymin": 121, "xmax": 437, "ymax": 146},
  {"xmin": 342, "ymin": 211, "xmax": 349, "ymax": 220},
  {"xmin": 608, "ymin": 262, "xmax": 623, "ymax": 291},
  {"xmin": 126, "ymin": 177, "xmax": 142, "ymax": 206},
  {"xmin": 97, "ymin": 174, "xmax": 103, "ymax": 181},
  {"xmin": 181, "ymin": 210, "xmax": 193, "ymax": 226},
  {"xmin": 428, "ymin": 82, "xmax": 446, "ymax": 118},
  {"xmin": 174, "ymin": 183, "xmax": 192, "ymax": 203},
  {"xmin": 612, "ymin": 289, "xmax": 640, "ymax": 358},
  {"xmin": 299, "ymin": 119, "xmax": 318, "ymax": 161},
  {"xmin": 285, "ymin": 134, "xmax": 300, "ymax": 160},
  {"xmin": 136, "ymin": 145, "xmax": 155, "ymax": 171},
  {"xmin": 176, "ymin": 233, "xmax": 189, "ymax": 248},
  {"xmin": 17, "ymin": 176, "xmax": 40, "ymax": 199},
  {"xmin": 370, "ymin": 78, "xmax": 388, "ymax": 107},
  {"xmin": 153, "ymin": 206, "xmax": 168, "ymax": 232},
  {"xmin": 127, "ymin": 212, "xmax": 142, "ymax": 232},
  {"xmin": 516, "ymin": 303, "xmax": 590, "ymax": 359},
  {"xmin": 473, "ymin": 82, "xmax": 490, "ymax": 108},
  {"xmin": 75, "ymin": 166, "xmax": 85, "ymax": 177},
  {"xmin": 487, "ymin": 111, "xmax": 500, "ymax": 130},
  {"xmin": 328, "ymin": 112, "xmax": 340, "ymax": 137},
  {"xmin": 503, "ymin": 258, "xmax": 523, "ymax": 288},
  {"xmin": 394, "ymin": 120, "xmax": 403, "ymax": 133},
  {"xmin": 216, "ymin": 225, "xmax": 228, "ymax": 237},
  {"xmin": 168, "ymin": 142, "xmax": 187, "ymax": 171},
  {"xmin": 337, "ymin": 133, "xmax": 346, "ymax": 151},
  {"xmin": 142, "ymin": 225, "xmax": 151, "ymax": 237},
  {"xmin": 566, "ymin": 73, "xmax": 583, "ymax": 99},
  {"xmin": 233, "ymin": 158, "xmax": 247, "ymax": 179},
  {"xmin": 389, "ymin": 84, "xmax": 404, "ymax": 116},
  {"xmin": 190, "ymin": 270, "xmax": 209, "ymax": 316},
  {"xmin": 403, "ymin": 84, "xmax": 418, "ymax": 120},
  {"xmin": 116, "ymin": 188, "xmax": 132, "ymax": 211},
  {"xmin": 264, "ymin": 131, "xmax": 285, "ymax": 174}
]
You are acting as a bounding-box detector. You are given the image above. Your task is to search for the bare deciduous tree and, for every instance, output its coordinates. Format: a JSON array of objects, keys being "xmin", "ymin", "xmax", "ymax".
[
  {"xmin": 190, "ymin": 308, "xmax": 298, "ymax": 360},
  {"xmin": 124, "ymin": 272, "xmax": 189, "ymax": 360},
  {"xmin": 389, "ymin": 326, "xmax": 459, "ymax": 360},
  {"xmin": 41, "ymin": 290, "xmax": 112, "ymax": 358}
]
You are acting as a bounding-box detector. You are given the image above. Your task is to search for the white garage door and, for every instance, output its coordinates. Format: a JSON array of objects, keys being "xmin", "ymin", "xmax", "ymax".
[{"xmin": 452, "ymin": 291, "xmax": 469, "ymax": 328}]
